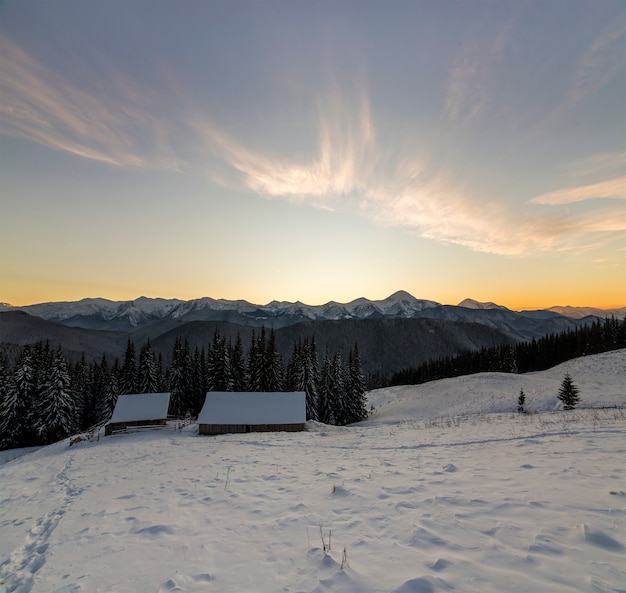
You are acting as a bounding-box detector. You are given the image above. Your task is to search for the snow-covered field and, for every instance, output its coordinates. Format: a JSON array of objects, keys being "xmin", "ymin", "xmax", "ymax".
[{"xmin": 1, "ymin": 350, "xmax": 625, "ymax": 593}]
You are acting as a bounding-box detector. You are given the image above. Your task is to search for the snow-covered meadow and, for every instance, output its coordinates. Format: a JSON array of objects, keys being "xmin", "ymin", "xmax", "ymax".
[{"xmin": 1, "ymin": 350, "xmax": 625, "ymax": 593}]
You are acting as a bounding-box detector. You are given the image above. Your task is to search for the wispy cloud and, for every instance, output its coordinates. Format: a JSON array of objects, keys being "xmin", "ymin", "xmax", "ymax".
[
  {"xmin": 444, "ymin": 23, "xmax": 510, "ymax": 125},
  {"xmin": 370, "ymin": 178, "xmax": 626, "ymax": 256},
  {"xmin": 190, "ymin": 88, "xmax": 624, "ymax": 257},
  {"xmin": 532, "ymin": 18, "xmax": 626, "ymax": 133},
  {"xmin": 226, "ymin": 95, "xmax": 376, "ymax": 201},
  {"xmin": 2, "ymin": 35, "xmax": 623, "ymax": 259},
  {"xmin": 182, "ymin": 72, "xmax": 379, "ymax": 208},
  {"xmin": 0, "ymin": 38, "xmax": 183, "ymax": 171},
  {"xmin": 523, "ymin": 150, "xmax": 626, "ymax": 253},
  {"xmin": 560, "ymin": 150, "xmax": 626, "ymax": 182},
  {"xmin": 568, "ymin": 18, "xmax": 626, "ymax": 107},
  {"xmin": 530, "ymin": 177, "xmax": 626, "ymax": 205}
]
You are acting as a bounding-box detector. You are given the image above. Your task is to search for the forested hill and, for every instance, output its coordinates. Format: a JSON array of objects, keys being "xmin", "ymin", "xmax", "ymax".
[
  {"xmin": 1, "ymin": 311, "xmax": 513, "ymax": 380},
  {"xmin": 150, "ymin": 317, "xmax": 514, "ymax": 378},
  {"xmin": 2, "ymin": 313, "xmax": 623, "ymax": 451}
]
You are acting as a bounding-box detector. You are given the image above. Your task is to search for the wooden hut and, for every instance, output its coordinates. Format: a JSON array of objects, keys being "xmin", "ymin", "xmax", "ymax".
[
  {"xmin": 197, "ymin": 392, "xmax": 306, "ymax": 435},
  {"xmin": 105, "ymin": 392, "xmax": 171, "ymax": 435}
]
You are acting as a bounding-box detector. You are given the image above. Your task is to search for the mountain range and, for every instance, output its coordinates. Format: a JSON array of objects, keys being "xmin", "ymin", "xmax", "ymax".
[
  {"xmin": 1, "ymin": 291, "xmax": 622, "ymax": 379},
  {"xmin": 2, "ymin": 291, "xmax": 623, "ymax": 331}
]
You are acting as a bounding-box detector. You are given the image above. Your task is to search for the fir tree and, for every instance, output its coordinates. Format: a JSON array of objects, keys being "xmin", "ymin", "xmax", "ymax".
[
  {"xmin": 287, "ymin": 338, "xmax": 319, "ymax": 421},
  {"xmin": 247, "ymin": 329, "xmax": 262, "ymax": 391},
  {"xmin": 329, "ymin": 352, "xmax": 348, "ymax": 425},
  {"xmin": 263, "ymin": 328, "xmax": 284, "ymax": 392},
  {"xmin": 104, "ymin": 359, "xmax": 120, "ymax": 421},
  {"xmin": 517, "ymin": 389, "xmax": 526, "ymax": 413},
  {"xmin": 11, "ymin": 346, "xmax": 37, "ymax": 446},
  {"xmin": 37, "ymin": 348, "xmax": 76, "ymax": 444},
  {"xmin": 169, "ymin": 337, "xmax": 192, "ymax": 416},
  {"xmin": 346, "ymin": 344, "xmax": 368, "ymax": 423},
  {"xmin": 558, "ymin": 373, "xmax": 580, "ymax": 410},
  {"xmin": 71, "ymin": 353, "xmax": 89, "ymax": 429},
  {"xmin": 0, "ymin": 351, "xmax": 19, "ymax": 449},
  {"xmin": 307, "ymin": 338, "xmax": 320, "ymax": 418},
  {"xmin": 317, "ymin": 350, "xmax": 334, "ymax": 424},
  {"xmin": 32, "ymin": 342, "xmax": 54, "ymax": 432},
  {"xmin": 303, "ymin": 340, "xmax": 319, "ymax": 419},
  {"xmin": 318, "ymin": 350, "xmax": 347, "ymax": 425},
  {"xmin": 207, "ymin": 330, "xmax": 230, "ymax": 391},
  {"xmin": 33, "ymin": 341, "xmax": 53, "ymax": 398},
  {"xmin": 191, "ymin": 347, "xmax": 208, "ymax": 415},
  {"xmin": 110, "ymin": 358, "xmax": 121, "ymax": 397},
  {"xmin": 229, "ymin": 334, "xmax": 248, "ymax": 392},
  {"xmin": 120, "ymin": 339, "xmax": 137, "ymax": 395},
  {"xmin": 285, "ymin": 341, "xmax": 300, "ymax": 393},
  {"xmin": 138, "ymin": 340, "xmax": 159, "ymax": 393},
  {"xmin": 93, "ymin": 356, "xmax": 116, "ymax": 424},
  {"xmin": 156, "ymin": 353, "xmax": 166, "ymax": 393}
]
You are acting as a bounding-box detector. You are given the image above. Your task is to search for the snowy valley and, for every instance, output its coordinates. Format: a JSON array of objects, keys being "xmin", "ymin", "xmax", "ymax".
[{"xmin": 1, "ymin": 349, "xmax": 625, "ymax": 593}]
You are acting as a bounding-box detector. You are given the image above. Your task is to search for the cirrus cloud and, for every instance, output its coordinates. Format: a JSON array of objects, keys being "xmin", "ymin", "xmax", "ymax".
[
  {"xmin": 530, "ymin": 177, "xmax": 626, "ymax": 205},
  {"xmin": 2, "ymin": 35, "xmax": 624, "ymax": 260},
  {"xmin": 0, "ymin": 38, "xmax": 184, "ymax": 171}
]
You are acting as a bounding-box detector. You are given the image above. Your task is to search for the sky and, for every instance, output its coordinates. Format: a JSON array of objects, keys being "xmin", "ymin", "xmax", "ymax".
[{"xmin": 1, "ymin": 1, "xmax": 625, "ymax": 310}]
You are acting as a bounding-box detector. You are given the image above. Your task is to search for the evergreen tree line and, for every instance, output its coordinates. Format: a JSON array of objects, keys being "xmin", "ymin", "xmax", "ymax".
[
  {"xmin": 0, "ymin": 328, "xmax": 368, "ymax": 450},
  {"xmin": 390, "ymin": 316, "xmax": 626, "ymax": 386}
]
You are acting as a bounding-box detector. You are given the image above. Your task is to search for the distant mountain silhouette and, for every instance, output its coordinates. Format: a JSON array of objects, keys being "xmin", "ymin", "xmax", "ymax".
[{"xmin": 1, "ymin": 291, "xmax": 603, "ymax": 380}]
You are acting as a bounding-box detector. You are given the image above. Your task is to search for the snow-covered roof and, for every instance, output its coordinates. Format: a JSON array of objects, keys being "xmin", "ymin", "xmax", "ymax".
[
  {"xmin": 109, "ymin": 392, "xmax": 171, "ymax": 423},
  {"xmin": 197, "ymin": 392, "xmax": 306, "ymax": 425}
]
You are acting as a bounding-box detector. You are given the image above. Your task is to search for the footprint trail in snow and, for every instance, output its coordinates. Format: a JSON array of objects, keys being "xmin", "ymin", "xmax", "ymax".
[{"xmin": 0, "ymin": 455, "xmax": 82, "ymax": 593}]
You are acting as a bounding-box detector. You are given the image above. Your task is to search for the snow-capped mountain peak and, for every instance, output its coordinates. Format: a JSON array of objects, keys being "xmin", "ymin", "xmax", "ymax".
[
  {"xmin": 546, "ymin": 305, "xmax": 626, "ymax": 319},
  {"xmin": 4, "ymin": 292, "xmax": 619, "ymax": 333},
  {"xmin": 2, "ymin": 292, "xmax": 443, "ymax": 330},
  {"xmin": 457, "ymin": 298, "xmax": 509, "ymax": 311},
  {"xmin": 376, "ymin": 290, "xmax": 439, "ymax": 315}
]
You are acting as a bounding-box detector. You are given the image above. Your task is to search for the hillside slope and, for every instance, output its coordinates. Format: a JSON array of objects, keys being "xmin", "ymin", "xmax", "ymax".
[
  {"xmin": 1, "ymin": 312, "xmax": 514, "ymax": 379},
  {"xmin": 151, "ymin": 317, "xmax": 514, "ymax": 377},
  {"xmin": 368, "ymin": 348, "xmax": 626, "ymax": 421},
  {"xmin": 0, "ymin": 311, "xmax": 126, "ymax": 360},
  {"xmin": 0, "ymin": 351, "xmax": 624, "ymax": 593}
]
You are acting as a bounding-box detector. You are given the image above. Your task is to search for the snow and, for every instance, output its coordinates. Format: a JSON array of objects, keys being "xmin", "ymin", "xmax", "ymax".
[
  {"xmin": 546, "ymin": 305, "xmax": 626, "ymax": 319},
  {"xmin": 109, "ymin": 392, "xmax": 171, "ymax": 424},
  {"xmin": 197, "ymin": 392, "xmax": 306, "ymax": 425},
  {"xmin": 0, "ymin": 447, "xmax": 40, "ymax": 465},
  {"xmin": 6, "ymin": 297, "xmax": 186, "ymax": 325},
  {"xmin": 367, "ymin": 349, "xmax": 626, "ymax": 421},
  {"xmin": 1, "ymin": 350, "xmax": 625, "ymax": 593},
  {"xmin": 457, "ymin": 298, "xmax": 509, "ymax": 311},
  {"xmin": 5, "ymin": 292, "xmax": 443, "ymax": 326}
]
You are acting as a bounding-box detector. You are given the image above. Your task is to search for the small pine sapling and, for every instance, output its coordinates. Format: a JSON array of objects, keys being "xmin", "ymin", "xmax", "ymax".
[
  {"xmin": 517, "ymin": 389, "xmax": 526, "ymax": 414},
  {"xmin": 558, "ymin": 373, "xmax": 580, "ymax": 410}
]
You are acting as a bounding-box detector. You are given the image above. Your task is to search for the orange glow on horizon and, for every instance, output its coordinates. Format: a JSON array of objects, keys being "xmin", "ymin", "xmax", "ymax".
[{"xmin": 3, "ymin": 285, "xmax": 624, "ymax": 312}]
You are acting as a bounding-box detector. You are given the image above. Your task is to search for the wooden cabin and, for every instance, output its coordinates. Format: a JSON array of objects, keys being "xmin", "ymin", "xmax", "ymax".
[
  {"xmin": 197, "ymin": 392, "xmax": 306, "ymax": 435},
  {"xmin": 105, "ymin": 392, "xmax": 171, "ymax": 435}
]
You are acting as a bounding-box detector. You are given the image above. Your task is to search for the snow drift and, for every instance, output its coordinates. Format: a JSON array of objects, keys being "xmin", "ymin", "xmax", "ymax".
[{"xmin": 1, "ymin": 350, "xmax": 625, "ymax": 593}]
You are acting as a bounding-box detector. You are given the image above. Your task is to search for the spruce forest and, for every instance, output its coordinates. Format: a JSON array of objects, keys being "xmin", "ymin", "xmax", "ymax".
[
  {"xmin": 1, "ymin": 316, "xmax": 624, "ymax": 451},
  {"xmin": 390, "ymin": 316, "xmax": 626, "ymax": 385},
  {"xmin": 0, "ymin": 328, "xmax": 368, "ymax": 450}
]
